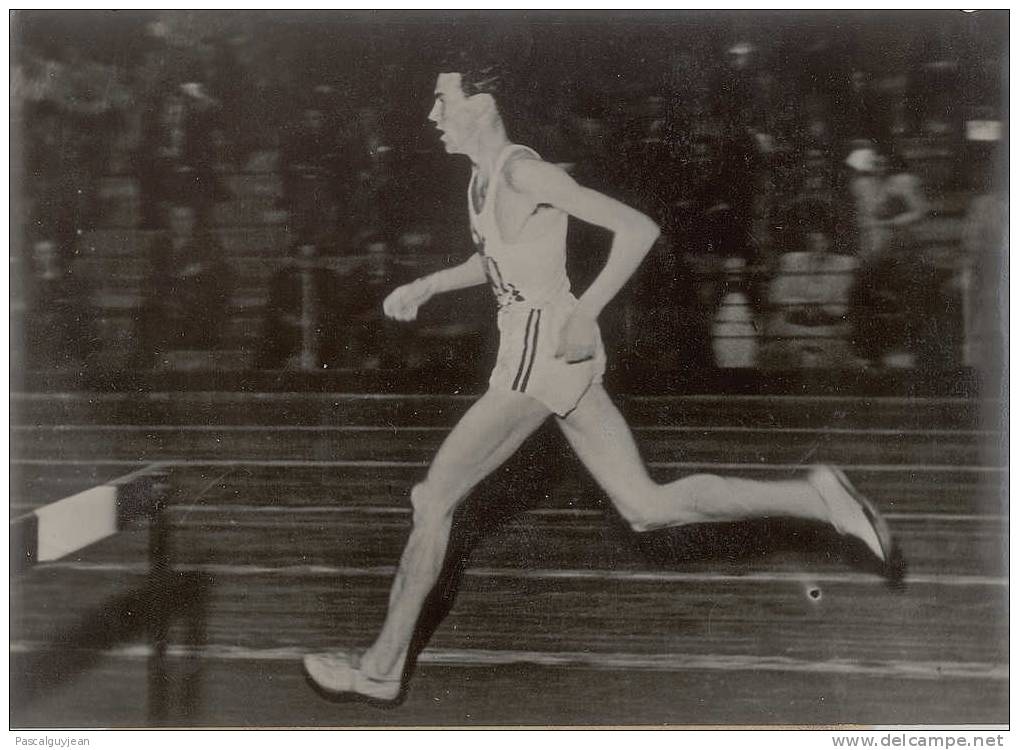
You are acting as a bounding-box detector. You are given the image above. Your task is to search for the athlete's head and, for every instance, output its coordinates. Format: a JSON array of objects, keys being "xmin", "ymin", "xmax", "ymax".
[{"xmin": 429, "ymin": 53, "xmax": 510, "ymax": 155}]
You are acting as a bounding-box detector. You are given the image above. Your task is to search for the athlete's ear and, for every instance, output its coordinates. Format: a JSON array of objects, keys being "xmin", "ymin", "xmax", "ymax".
[{"xmin": 469, "ymin": 92, "xmax": 497, "ymax": 118}]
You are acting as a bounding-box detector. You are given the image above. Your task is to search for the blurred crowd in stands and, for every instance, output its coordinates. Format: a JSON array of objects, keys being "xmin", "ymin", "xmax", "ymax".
[{"xmin": 12, "ymin": 12, "xmax": 1007, "ymax": 379}]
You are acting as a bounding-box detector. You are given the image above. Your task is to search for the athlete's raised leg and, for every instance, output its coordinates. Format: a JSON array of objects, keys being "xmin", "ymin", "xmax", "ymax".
[
  {"xmin": 556, "ymin": 384, "xmax": 894, "ymax": 565},
  {"xmin": 305, "ymin": 388, "xmax": 550, "ymax": 698}
]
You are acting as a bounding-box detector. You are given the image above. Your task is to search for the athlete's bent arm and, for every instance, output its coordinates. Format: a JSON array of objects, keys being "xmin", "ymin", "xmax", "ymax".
[
  {"xmin": 507, "ymin": 158, "xmax": 660, "ymax": 361},
  {"xmin": 383, "ymin": 254, "xmax": 487, "ymax": 321}
]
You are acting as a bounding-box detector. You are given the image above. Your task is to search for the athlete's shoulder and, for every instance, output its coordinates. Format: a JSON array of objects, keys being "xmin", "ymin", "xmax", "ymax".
[
  {"xmin": 503, "ymin": 144, "xmax": 544, "ymax": 176},
  {"xmin": 503, "ymin": 146, "xmax": 571, "ymax": 195}
]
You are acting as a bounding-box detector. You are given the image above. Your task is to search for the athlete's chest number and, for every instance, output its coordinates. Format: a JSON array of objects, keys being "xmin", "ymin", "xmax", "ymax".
[{"xmin": 481, "ymin": 254, "xmax": 524, "ymax": 307}]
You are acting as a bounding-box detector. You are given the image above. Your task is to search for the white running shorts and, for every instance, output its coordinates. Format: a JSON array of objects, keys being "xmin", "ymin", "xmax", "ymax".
[{"xmin": 488, "ymin": 297, "xmax": 606, "ymax": 417}]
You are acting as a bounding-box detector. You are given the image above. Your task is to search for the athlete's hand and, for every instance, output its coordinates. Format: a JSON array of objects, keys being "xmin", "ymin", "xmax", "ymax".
[
  {"xmin": 383, "ymin": 279, "xmax": 432, "ymax": 322},
  {"xmin": 555, "ymin": 309, "xmax": 598, "ymax": 363}
]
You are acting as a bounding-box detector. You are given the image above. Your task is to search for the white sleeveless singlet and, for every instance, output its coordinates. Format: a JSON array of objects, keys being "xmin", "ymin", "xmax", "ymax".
[
  {"xmin": 470, "ymin": 144, "xmax": 605, "ymax": 416},
  {"xmin": 469, "ymin": 144, "xmax": 572, "ymax": 311}
]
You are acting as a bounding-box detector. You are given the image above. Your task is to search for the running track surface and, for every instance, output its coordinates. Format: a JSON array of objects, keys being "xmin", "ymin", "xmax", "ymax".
[{"xmin": 10, "ymin": 392, "xmax": 1008, "ymax": 727}]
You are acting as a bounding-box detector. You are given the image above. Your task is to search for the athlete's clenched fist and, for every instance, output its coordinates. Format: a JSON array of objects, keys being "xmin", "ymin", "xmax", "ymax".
[{"xmin": 383, "ymin": 279, "xmax": 434, "ymax": 322}]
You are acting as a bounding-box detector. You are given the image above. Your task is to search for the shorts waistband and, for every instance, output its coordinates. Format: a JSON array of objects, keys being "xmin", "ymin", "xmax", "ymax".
[{"xmin": 496, "ymin": 294, "xmax": 576, "ymax": 316}]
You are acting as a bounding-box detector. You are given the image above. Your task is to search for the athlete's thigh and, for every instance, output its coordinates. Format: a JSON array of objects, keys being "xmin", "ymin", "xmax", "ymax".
[
  {"xmin": 426, "ymin": 388, "xmax": 551, "ymax": 500},
  {"xmin": 556, "ymin": 384, "xmax": 654, "ymax": 503}
]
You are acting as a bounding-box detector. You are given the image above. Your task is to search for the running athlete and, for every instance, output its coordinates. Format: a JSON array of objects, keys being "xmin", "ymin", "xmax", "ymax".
[{"xmin": 303, "ymin": 62, "xmax": 903, "ymax": 704}]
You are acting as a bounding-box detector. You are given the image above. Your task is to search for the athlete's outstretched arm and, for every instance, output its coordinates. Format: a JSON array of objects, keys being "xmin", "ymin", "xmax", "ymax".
[
  {"xmin": 383, "ymin": 254, "xmax": 486, "ymax": 321},
  {"xmin": 507, "ymin": 158, "xmax": 660, "ymax": 361}
]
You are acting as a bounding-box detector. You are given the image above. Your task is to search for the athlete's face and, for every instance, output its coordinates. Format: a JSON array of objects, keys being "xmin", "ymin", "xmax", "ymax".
[{"xmin": 428, "ymin": 73, "xmax": 480, "ymax": 155}]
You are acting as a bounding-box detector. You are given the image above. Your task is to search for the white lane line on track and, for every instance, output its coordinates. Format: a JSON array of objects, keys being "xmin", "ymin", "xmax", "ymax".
[
  {"xmin": 8, "ymin": 504, "xmax": 1005, "ymax": 525},
  {"xmin": 36, "ymin": 561, "xmax": 1007, "ymax": 588},
  {"xmin": 11, "ymin": 392, "xmax": 475, "ymax": 403},
  {"xmin": 144, "ymin": 504, "xmax": 1008, "ymax": 525},
  {"xmin": 12, "ymin": 391, "xmax": 999, "ymax": 406},
  {"xmin": 11, "ymin": 458, "xmax": 1009, "ymax": 472},
  {"xmin": 12, "ymin": 424, "xmax": 1000, "ymax": 437},
  {"xmin": 8, "ymin": 641, "xmax": 1006, "ymax": 681}
]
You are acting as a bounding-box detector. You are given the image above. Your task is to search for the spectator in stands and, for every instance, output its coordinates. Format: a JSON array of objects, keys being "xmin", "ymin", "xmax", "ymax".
[
  {"xmin": 837, "ymin": 69, "xmax": 886, "ymax": 144},
  {"xmin": 907, "ymin": 28, "xmax": 965, "ymax": 139},
  {"xmin": 137, "ymin": 82, "xmax": 228, "ymax": 229},
  {"xmin": 776, "ymin": 152, "xmax": 841, "ymax": 254},
  {"xmin": 844, "ymin": 143, "xmax": 931, "ymax": 368},
  {"xmin": 280, "ymin": 99, "xmax": 342, "ymax": 241},
  {"xmin": 23, "ymin": 101, "xmax": 66, "ymax": 234},
  {"xmin": 136, "ymin": 204, "xmax": 230, "ymax": 366},
  {"xmin": 617, "ymin": 94, "xmax": 674, "ymax": 217},
  {"xmin": 20, "ymin": 43, "xmax": 128, "ymax": 232},
  {"xmin": 800, "ymin": 96, "xmax": 837, "ymax": 157},
  {"xmin": 762, "ymin": 206, "xmax": 859, "ymax": 369},
  {"xmin": 675, "ymin": 127, "xmax": 762, "ymax": 265},
  {"xmin": 257, "ymin": 235, "xmax": 417, "ymax": 370},
  {"xmin": 845, "ymin": 142, "xmax": 929, "ymax": 260},
  {"xmin": 848, "ymin": 231, "xmax": 951, "ymax": 370},
  {"xmin": 138, "ymin": 88, "xmax": 187, "ymax": 228},
  {"xmin": 256, "ymin": 236, "xmax": 343, "ymax": 370},
  {"xmin": 960, "ymin": 149, "xmax": 1007, "ymax": 372},
  {"xmin": 720, "ymin": 41, "xmax": 760, "ymax": 125},
  {"xmin": 23, "ymin": 227, "xmax": 95, "ymax": 371},
  {"xmin": 199, "ymin": 35, "xmax": 251, "ymax": 164},
  {"xmin": 21, "ymin": 70, "xmax": 114, "ymax": 235},
  {"xmin": 339, "ymin": 105, "xmax": 397, "ymax": 243},
  {"xmin": 340, "ymin": 237, "xmax": 412, "ymax": 369}
]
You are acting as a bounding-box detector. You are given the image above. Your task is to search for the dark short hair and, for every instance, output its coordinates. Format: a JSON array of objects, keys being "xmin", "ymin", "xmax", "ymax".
[
  {"xmin": 440, "ymin": 50, "xmax": 509, "ymax": 105},
  {"xmin": 460, "ymin": 66, "xmax": 506, "ymax": 101}
]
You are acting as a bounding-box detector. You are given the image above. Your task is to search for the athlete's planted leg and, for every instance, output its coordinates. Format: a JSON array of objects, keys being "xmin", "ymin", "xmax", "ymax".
[{"xmin": 306, "ymin": 389, "xmax": 550, "ymax": 698}]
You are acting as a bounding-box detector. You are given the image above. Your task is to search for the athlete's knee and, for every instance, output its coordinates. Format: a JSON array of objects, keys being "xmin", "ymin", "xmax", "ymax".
[
  {"xmin": 622, "ymin": 510, "xmax": 659, "ymax": 534},
  {"xmin": 607, "ymin": 485, "xmax": 669, "ymax": 534},
  {"xmin": 409, "ymin": 480, "xmax": 458, "ymax": 529},
  {"xmin": 623, "ymin": 507, "xmax": 676, "ymax": 534},
  {"xmin": 612, "ymin": 481, "xmax": 705, "ymax": 533}
]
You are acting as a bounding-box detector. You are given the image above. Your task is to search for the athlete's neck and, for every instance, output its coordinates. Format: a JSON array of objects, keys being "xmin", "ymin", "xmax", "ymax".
[{"xmin": 467, "ymin": 121, "xmax": 511, "ymax": 179}]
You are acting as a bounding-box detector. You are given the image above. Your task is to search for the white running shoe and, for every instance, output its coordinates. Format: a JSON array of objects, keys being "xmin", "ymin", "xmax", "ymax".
[
  {"xmin": 302, "ymin": 650, "xmax": 402, "ymax": 704},
  {"xmin": 808, "ymin": 465, "xmax": 901, "ymax": 580}
]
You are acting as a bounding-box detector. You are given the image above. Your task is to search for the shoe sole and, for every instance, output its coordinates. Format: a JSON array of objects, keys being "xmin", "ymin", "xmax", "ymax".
[
  {"xmin": 829, "ymin": 467, "xmax": 907, "ymax": 589},
  {"xmin": 301, "ymin": 659, "xmax": 404, "ymax": 708}
]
